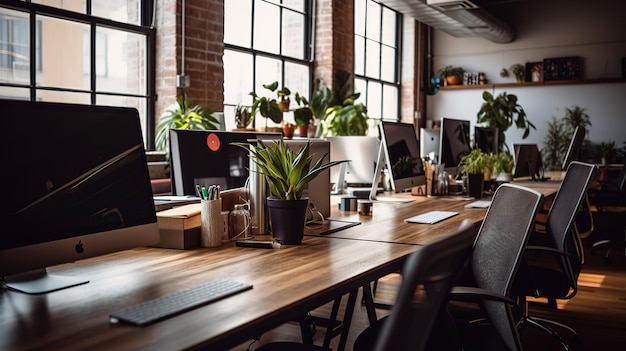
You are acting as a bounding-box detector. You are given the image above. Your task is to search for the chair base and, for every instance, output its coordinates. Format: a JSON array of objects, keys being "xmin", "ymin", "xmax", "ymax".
[{"xmin": 518, "ymin": 315, "xmax": 578, "ymax": 351}]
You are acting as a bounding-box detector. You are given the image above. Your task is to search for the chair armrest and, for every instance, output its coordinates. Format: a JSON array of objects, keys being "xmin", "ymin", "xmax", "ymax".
[
  {"xmin": 525, "ymin": 245, "xmax": 578, "ymax": 261},
  {"xmin": 449, "ymin": 286, "xmax": 516, "ymax": 306}
]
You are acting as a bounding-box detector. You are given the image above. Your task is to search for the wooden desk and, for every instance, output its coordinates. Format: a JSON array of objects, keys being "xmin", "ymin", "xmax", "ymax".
[{"xmin": 0, "ymin": 236, "xmax": 416, "ymax": 351}]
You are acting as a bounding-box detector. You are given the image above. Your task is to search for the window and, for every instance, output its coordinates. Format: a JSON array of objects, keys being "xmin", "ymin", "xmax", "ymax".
[
  {"xmin": 224, "ymin": 0, "xmax": 313, "ymax": 131},
  {"xmin": 354, "ymin": 0, "xmax": 401, "ymax": 124},
  {"xmin": 0, "ymin": 1, "xmax": 155, "ymax": 146}
]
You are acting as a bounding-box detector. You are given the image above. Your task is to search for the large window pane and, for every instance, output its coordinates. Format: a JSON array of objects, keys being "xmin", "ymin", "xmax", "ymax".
[
  {"xmin": 92, "ymin": 0, "xmax": 140, "ymax": 25},
  {"xmin": 354, "ymin": 0, "xmax": 366, "ymax": 36},
  {"xmin": 284, "ymin": 61, "xmax": 309, "ymax": 99},
  {"xmin": 96, "ymin": 27, "xmax": 146, "ymax": 95},
  {"xmin": 37, "ymin": 15, "xmax": 89, "ymax": 90},
  {"xmin": 382, "ymin": 84, "xmax": 398, "ymax": 119},
  {"xmin": 381, "ymin": 7, "xmax": 396, "ymax": 46},
  {"xmin": 37, "ymin": 90, "xmax": 90, "ymax": 104},
  {"xmin": 223, "ymin": 49, "xmax": 254, "ymax": 131},
  {"xmin": 253, "ymin": 0, "xmax": 280, "ymax": 54},
  {"xmin": 365, "ymin": 39, "xmax": 380, "ymax": 78},
  {"xmin": 224, "ymin": 0, "xmax": 251, "ymax": 47},
  {"xmin": 367, "ymin": 80, "xmax": 382, "ymax": 119},
  {"xmin": 380, "ymin": 45, "xmax": 396, "ymax": 82},
  {"xmin": 0, "ymin": 9, "xmax": 30, "ymax": 85},
  {"xmin": 354, "ymin": 36, "xmax": 365, "ymax": 76},
  {"xmin": 33, "ymin": 0, "xmax": 85, "ymax": 14},
  {"xmin": 282, "ymin": 9, "xmax": 305, "ymax": 59}
]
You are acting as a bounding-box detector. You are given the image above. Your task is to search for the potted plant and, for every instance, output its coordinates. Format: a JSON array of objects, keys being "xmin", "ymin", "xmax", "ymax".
[
  {"xmin": 276, "ymin": 85, "xmax": 291, "ymax": 112},
  {"xmin": 155, "ymin": 96, "xmax": 219, "ymax": 153},
  {"xmin": 476, "ymin": 91, "xmax": 535, "ymax": 154},
  {"xmin": 493, "ymin": 151, "xmax": 515, "ymax": 181},
  {"xmin": 293, "ymin": 92, "xmax": 314, "ymax": 137},
  {"xmin": 437, "ymin": 65, "xmax": 464, "ymax": 86},
  {"xmin": 232, "ymin": 139, "xmax": 347, "ymax": 244},
  {"xmin": 542, "ymin": 116, "xmax": 569, "ymax": 171},
  {"xmin": 234, "ymin": 104, "xmax": 254, "ymax": 130},
  {"xmin": 563, "ymin": 105, "xmax": 592, "ymax": 159},
  {"xmin": 509, "ymin": 63, "xmax": 526, "ymax": 83},
  {"xmin": 459, "ymin": 149, "xmax": 491, "ymax": 198},
  {"xmin": 319, "ymin": 70, "xmax": 370, "ymax": 137},
  {"xmin": 250, "ymin": 82, "xmax": 284, "ymax": 132}
]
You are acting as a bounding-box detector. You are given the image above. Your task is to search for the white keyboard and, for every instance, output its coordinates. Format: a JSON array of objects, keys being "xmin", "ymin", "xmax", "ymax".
[{"xmin": 404, "ymin": 210, "xmax": 459, "ymax": 224}]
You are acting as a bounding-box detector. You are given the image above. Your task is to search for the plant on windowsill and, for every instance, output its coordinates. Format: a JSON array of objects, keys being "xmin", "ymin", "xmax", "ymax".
[
  {"xmin": 155, "ymin": 95, "xmax": 219, "ymax": 154},
  {"xmin": 232, "ymin": 139, "xmax": 347, "ymax": 245},
  {"xmin": 250, "ymin": 82, "xmax": 284, "ymax": 133},
  {"xmin": 293, "ymin": 92, "xmax": 314, "ymax": 137},
  {"xmin": 320, "ymin": 71, "xmax": 370, "ymax": 137},
  {"xmin": 476, "ymin": 91, "xmax": 535, "ymax": 154},
  {"xmin": 233, "ymin": 104, "xmax": 254, "ymax": 131}
]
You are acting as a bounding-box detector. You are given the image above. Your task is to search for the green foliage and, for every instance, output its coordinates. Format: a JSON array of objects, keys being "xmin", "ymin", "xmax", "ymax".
[
  {"xmin": 318, "ymin": 70, "xmax": 370, "ymax": 136},
  {"xmin": 509, "ymin": 64, "xmax": 525, "ymax": 83},
  {"xmin": 234, "ymin": 104, "xmax": 253, "ymax": 128},
  {"xmin": 493, "ymin": 151, "xmax": 515, "ymax": 174},
  {"xmin": 232, "ymin": 140, "xmax": 347, "ymax": 200},
  {"xmin": 293, "ymin": 92, "xmax": 313, "ymax": 126},
  {"xmin": 596, "ymin": 140, "xmax": 617, "ymax": 163},
  {"xmin": 542, "ymin": 116, "xmax": 569, "ymax": 170},
  {"xmin": 437, "ymin": 65, "xmax": 464, "ymax": 79},
  {"xmin": 460, "ymin": 149, "xmax": 493, "ymax": 175},
  {"xmin": 563, "ymin": 105, "xmax": 591, "ymax": 135},
  {"xmin": 155, "ymin": 96, "xmax": 218, "ymax": 152},
  {"xmin": 309, "ymin": 79, "xmax": 333, "ymax": 121},
  {"xmin": 250, "ymin": 81, "xmax": 284, "ymax": 124},
  {"xmin": 476, "ymin": 91, "xmax": 535, "ymax": 153}
]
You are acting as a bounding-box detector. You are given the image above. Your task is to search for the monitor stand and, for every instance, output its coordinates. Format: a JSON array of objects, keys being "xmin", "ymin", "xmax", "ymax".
[
  {"xmin": 5, "ymin": 268, "xmax": 89, "ymax": 294},
  {"xmin": 331, "ymin": 162, "xmax": 348, "ymax": 195},
  {"xmin": 368, "ymin": 143, "xmax": 414, "ymax": 203}
]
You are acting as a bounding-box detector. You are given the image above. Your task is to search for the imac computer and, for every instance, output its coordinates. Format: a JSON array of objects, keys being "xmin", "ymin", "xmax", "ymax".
[
  {"xmin": 169, "ymin": 129, "xmax": 281, "ymax": 196},
  {"xmin": 369, "ymin": 121, "xmax": 426, "ymax": 200},
  {"xmin": 327, "ymin": 136, "xmax": 380, "ymax": 192},
  {"xmin": 474, "ymin": 126, "xmax": 499, "ymax": 154},
  {"xmin": 561, "ymin": 126, "xmax": 585, "ymax": 170},
  {"xmin": 513, "ymin": 143, "xmax": 545, "ymax": 180},
  {"xmin": 439, "ymin": 117, "xmax": 472, "ymax": 176},
  {"xmin": 0, "ymin": 99, "xmax": 160, "ymax": 294}
]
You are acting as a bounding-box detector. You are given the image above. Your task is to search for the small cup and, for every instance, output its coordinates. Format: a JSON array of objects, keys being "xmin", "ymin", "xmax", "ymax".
[
  {"xmin": 358, "ymin": 200, "xmax": 373, "ymax": 216},
  {"xmin": 201, "ymin": 198, "xmax": 223, "ymax": 247}
]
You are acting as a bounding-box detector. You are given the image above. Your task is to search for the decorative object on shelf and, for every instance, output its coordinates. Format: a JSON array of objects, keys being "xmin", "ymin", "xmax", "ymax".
[
  {"xmin": 509, "ymin": 63, "xmax": 526, "ymax": 83},
  {"xmin": 499, "ymin": 68, "xmax": 508, "ymax": 78},
  {"xmin": 234, "ymin": 104, "xmax": 253, "ymax": 130},
  {"xmin": 232, "ymin": 140, "xmax": 347, "ymax": 245},
  {"xmin": 476, "ymin": 91, "xmax": 535, "ymax": 154},
  {"xmin": 250, "ymin": 81, "xmax": 284, "ymax": 130},
  {"xmin": 437, "ymin": 65, "xmax": 464, "ymax": 86},
  {"xmin": 525, "ymin": 62, "xmax": 544, "ymax": 83},
  {"xmin": 543, "ymin": 56, "xmax": 582, "ymax": 81},
  {"xmin": 155, "ymin": 96, "xmax": 219, "ymax": 153}
]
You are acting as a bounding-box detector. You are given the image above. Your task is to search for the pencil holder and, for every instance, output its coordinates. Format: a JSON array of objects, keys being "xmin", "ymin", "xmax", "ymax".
[{"xmin": 201, "ymin": 198, "xmax": 223, "ymax": 247}]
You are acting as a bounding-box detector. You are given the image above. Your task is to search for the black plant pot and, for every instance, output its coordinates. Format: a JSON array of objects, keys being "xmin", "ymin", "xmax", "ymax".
[
  {"xmin": 266, "ymin": 197, "xmax": 309, "ymax": 245},
  {"xmin": 467, "ymin": 173, "xmax": 484, "ymax": 199}
]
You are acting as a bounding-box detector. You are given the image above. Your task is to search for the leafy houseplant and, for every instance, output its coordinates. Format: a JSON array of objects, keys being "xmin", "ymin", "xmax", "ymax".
[
  {"xmin": 542, "ymin": 116, "xmax": 569, "ymax": 171},
  {"xmin": 319, "ymin": 70, "xmax": 370, "ymax": 137},
  {"xmin": 293, "ymin": 92, "xmax": 314, "ymax": 137},
  {"xmin": 509, "ymin": 63, "xmax": 526, "ymax": 83},
  {"xmin": 476, "ymin": 91, "xmax": 535, "ymax": 154},
  {"xmin": 234, "ymin": 104, "xmax": 253, "ymax": 129},
  {"xmin": 233, "ymin": 140, "xmax": 347, "ymax": 244},
  {"xmin": 459, "ymin": 149, "xmax": 492, "ymax": 198},
  {"xmin": 250, "ymin": 81, "xmax": 284, "ymax": 131},
  {"xmin": 437, "ymin": 65, "xmax": 464, "ymax": 86},
  {"xmin": 155, "ymin": 96, "xmax": 219, "ymax": 153},
  {"xmin": 493, "ymin": 151, "xmax": 515, "ymax": 181}
]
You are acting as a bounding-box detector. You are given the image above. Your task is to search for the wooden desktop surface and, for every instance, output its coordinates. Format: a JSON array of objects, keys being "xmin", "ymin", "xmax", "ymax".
[
  {"xmin": 0, "ymin": 236, "xmax": 416, "ymax": 351},
  {"xmin": 0, "ymin": 183, "xmax": 559, "ymax": 350}
]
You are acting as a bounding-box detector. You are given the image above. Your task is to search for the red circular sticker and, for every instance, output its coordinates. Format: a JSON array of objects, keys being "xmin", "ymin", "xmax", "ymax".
[{"xmin": 207, "ymin": 133, "xmax": 220, "ymax": 151}]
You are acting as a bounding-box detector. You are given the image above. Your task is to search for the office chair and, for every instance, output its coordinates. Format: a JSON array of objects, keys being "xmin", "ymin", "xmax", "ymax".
[
  {"xmin": 514, "ymin": 161, "xmax": 597, "ymax": 351},
  {"xmin": 254, "ymin": 219, "xmax": 478, "ymax": 351},
  {"xmin": 588, "ymin": 164, "xmax": 626, "ymax": 263},
  {"xmin": 445, "ymin": 183, "xmax": 544, "ymax": 351}
]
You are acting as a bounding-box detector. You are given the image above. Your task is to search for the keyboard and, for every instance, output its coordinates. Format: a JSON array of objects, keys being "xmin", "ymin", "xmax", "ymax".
[
  {"xmin": 404, "ymin": 210, "xmax": 459, "ymax": 224},
  {"xmin": 109, "ymin": 279, "xmax": 253, "ymax": 326}
]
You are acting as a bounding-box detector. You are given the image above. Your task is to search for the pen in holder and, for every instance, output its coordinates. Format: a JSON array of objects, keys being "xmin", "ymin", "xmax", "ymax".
[{"xmin": 201, "ymin": 198, "xmax": 223, "ymax": 247}]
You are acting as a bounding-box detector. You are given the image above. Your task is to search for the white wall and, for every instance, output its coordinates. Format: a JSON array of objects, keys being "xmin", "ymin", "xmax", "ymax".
[{"xmin": 426, "ymin": 0, "xmax": 626, "ymax": 151}]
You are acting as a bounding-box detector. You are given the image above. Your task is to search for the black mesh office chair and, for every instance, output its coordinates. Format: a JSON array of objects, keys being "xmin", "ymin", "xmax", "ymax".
[
  {"xmin": 514, "ymin": 161, "xmax": 597, "ymax": 350},
  {"xmin": 589, "ymin": 163, "xmax": 626, "ymax": 262},
  {"xmin": 445, "ymin": 183, "xmax": 544, "ymax": 351},
  {"xmin": 254, "ymin": 219, "xmax": 478, "ymax": 351}
]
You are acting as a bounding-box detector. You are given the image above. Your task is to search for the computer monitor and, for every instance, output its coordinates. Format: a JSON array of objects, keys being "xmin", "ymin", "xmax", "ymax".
[
  {"xmin": 439, "ymin": 117, "xmax": 472, "ymax": 175},
  {"xmin": 474, "ymin": 126, "xmax": 499, "ymax": 154},
  {"xmin": 0, "ymin": 99, "xmax": 160, "ymax": 294},
  {"xmin": 327, "ymin": 136, "xmax": 380, "ymax": 191},
  {"xmin": 169, "ymin": 129, "xmax": 281, "ymax": 196},
  {"xmin": 377, "ymin": 121, "xmax": 426, "ymax": 193},
  {"xmin": 513, "ymin": 143, "xmax": 542, "ymax": 180},
  {"xmin": 561, "ymin": 126, "xmax": 585, "ymax": 170}
]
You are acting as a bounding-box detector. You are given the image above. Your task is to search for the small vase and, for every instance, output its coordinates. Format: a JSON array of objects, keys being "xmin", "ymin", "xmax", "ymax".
[
  {"xmin": 297, "ymin": 124, "xmax": 308, "ymax": 137},
  {"xmin": 266, "ymin": 197, "xmax": 308, "ymax": 245},
  {"xmin": 282, "ymin": 122, "xmax": 295, "ymax": 138}
]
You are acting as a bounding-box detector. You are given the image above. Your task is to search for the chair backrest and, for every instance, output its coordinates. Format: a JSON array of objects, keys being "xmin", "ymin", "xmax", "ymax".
[
  {"xmin": 373, "ymin": 219, "xmax": 477, "ymax": 351},
  {"xmin": 616, "ymin": 163, "xmax": 626, "ymax": 193},
  {"xmin": 471, "ymin": 183, "xmax": 544, "ymax": 351},
  {"xmin": 545, "ymin": 161, "xmax": 597, "ymax": 291}
]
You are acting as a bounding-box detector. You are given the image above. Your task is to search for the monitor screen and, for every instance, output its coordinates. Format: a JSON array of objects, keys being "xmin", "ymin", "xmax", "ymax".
[
  {"xmin": 474, "ymin": 126, "xmax": 499, "ymax": 154},
  {"xmin": 379, "ymin": 121, "xmax": 426, "ymax": 192},
  {"xmin": 169, "ymin": 130, "xmax": 281, "ymax": 196},
  {"xmin": 0, "ymin": 99, "xmax": 160, "ymax": 294},
  {"xmin": 513, "ymin": 144, "xmax": 542, "ymax": 180},
  {"xmin": 439, "ymin": 117, "xmax": 471, "ymax": 175},
  {"xmin": 327, "ymin": 136, "xmax": 380, "ymax": 189},
  {"xmin": 561, "ymin": 126, "xmax": 585, "ymax": 170}
]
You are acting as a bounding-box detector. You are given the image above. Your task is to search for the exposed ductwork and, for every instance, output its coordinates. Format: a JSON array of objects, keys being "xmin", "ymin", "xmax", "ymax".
[{"xmin": 379, "ymin": 0, "xmax": 515, "ymax": 43}]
